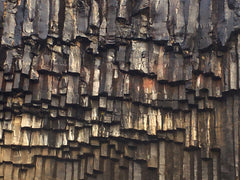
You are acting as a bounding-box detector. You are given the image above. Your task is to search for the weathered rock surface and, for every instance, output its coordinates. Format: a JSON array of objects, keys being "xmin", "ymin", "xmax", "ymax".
[{"xmin": 0, "ymin": 0, "xmax": 239, "ymax": 179}]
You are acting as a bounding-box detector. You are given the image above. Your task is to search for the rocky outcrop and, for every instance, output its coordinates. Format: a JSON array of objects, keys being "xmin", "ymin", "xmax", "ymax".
[{"xmin": 0, "ymin": 0, "xmax": 240, "ymax": 179}]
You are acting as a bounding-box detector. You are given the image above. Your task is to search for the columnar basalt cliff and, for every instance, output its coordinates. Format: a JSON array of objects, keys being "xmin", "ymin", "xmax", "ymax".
[{"xmin": 0, "ymin": 0, "xmax": 240, "ymax": 179}]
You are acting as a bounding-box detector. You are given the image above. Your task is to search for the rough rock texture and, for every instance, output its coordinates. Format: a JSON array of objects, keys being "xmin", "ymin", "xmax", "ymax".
[{"xmin": 0, "ymin": 0, "xmax": 240, "ymax": 179}]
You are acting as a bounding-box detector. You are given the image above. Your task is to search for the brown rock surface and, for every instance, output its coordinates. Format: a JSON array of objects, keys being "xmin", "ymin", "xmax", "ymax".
[{"xmin": 0, "ymin": 0, "xmax": 240, "ymax": 179}]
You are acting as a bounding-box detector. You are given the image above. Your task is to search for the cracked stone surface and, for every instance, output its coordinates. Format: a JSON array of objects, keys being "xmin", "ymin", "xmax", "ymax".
[{"xmin": 0, "ymin": 0, "xmax": 240, "ymax": 179}]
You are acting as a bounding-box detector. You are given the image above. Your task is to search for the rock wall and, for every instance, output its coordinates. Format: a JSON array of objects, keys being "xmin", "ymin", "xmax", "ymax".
[{"xmin": 0, "ymin": 0, "xmax": 240, "ymax": 179}]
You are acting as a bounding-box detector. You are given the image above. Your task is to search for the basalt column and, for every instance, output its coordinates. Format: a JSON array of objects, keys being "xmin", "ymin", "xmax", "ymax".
[{"xmin": 0, "ymin": 0, "xmax": 240, "ymax": 179}]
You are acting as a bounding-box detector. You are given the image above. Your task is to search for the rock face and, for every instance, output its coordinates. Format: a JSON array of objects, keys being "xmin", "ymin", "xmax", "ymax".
[{"xmin": 0, "ymin": 0, "xmax": 240, "ymax": 179}]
